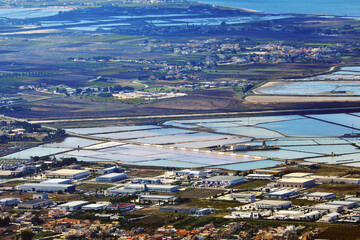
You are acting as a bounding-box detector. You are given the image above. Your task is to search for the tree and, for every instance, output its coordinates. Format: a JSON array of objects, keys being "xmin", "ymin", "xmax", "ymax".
[{"xmin": 21, "ymin": 230, "xmax": 35, "ymax": 240}]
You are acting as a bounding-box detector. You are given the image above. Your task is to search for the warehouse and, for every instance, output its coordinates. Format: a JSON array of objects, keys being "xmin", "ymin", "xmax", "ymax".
[
  {"xmin": 231, "ymin": 193, "xmax": 255, "ymax": 203},
  {"xmin": 42, "ymin": 179, "xmax": 72, "ymax": 184},
  {"xmin": 273, "ymin": 210, "xmax": 304, "ymax": 220},
  {"xmin": 174, "ymin": 169, "xmax": 214, "ymax": 178},
  {"xmin": 312, "ymin": 204, "xmax": 343, "ymax": 213},
  {"xmin": 138, "ymin": 195, "xmax": 177, "ymax": 204},
  {"xmin": 345, "ymin": 197, "xmax": 360, "ymax": 205},
  {"xmin": 307, "ymin": 192, "xmax": 336, "ymax": 201},
  {"xmin": 202, "ymin": 176, "xmax": 245, "ymax": 186},
  {"xmin": 132, "ymin": 178, "xmax": 161, "ymax": 184},
  {"xmin": 277, "ymin": 178, "xmax": 315, "ymax": 188},
  {"xmin": 107, "ymin": 203, "xmax": 135, "ymax": 211},
  {"xmin": 46, "ymin": 169, "xmax": 89, "ymax": 180},
  {"xmin": 58, "ymin": 201, "xmax": 89, "ymax": 210},
  {"xmin": 253, "ymin": 169, "xmax": 284, "ymax": 176},
  {"xmin": 319, "ymin": 212, "xmax": 340, "ymax": 222},
  {"xmin": 311, "ymin": 176, "xmax": 360, "ymax": 185},
  {"xmin": 125, "ymin": 184, "xmax": 179, "ymax": 193},
  {"xmin": 19, "ymin": 183, "xmax": 76, "ymax": 193},
  {"xmin": 160, "ymin": 206, "xmax": 197, "ymax": 214},
  {"xmin": 82, "ymin": 202, "xmax": 109, "ymax": 210},
  {"xmin": 326, "ymin": 201, "xmax": 356, "ymax": 210},
  {"xmin": 282, "ymin": 173, "xmax": 314, "ymax": 179},
  {"xmin": 251, "ymin": 200, "xmax": 292, "ymax": 210},
  {"xmin": 18, "ymin": 199, "xmax": 53, "ymax": 209},
  {"xmin": 105, "ymin": 189, "xmax": 140, "ymax": 196},
  {"xmin": 194, "ymin": 208, "xmax": 215, "ymax": 216},
  {"xmin": 0, "ymin": 198, "xmax": 20, "ymax": 206},
  {"xmin": 96, "ymin": 173, "xmax": 127, "ymax": 182},
  {"xmin": 246, "ymin": 174, "xmax": 274, "ymax": 181},
  {"xmin": 98, "ymin": 166, "xmax": 121, "ymax": 175},
  {"xmin": 265, "ymin": 189, "xmax": 296, "ymax": 199}
]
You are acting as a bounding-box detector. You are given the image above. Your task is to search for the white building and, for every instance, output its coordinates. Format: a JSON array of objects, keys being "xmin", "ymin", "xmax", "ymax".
[
  {"xmin": 125, "ymin": 184, "xmax": 179, "ymax": 193},
  {"xmin": 231, "ymin": 193, "xmax": 255, "ymax": 203},
  {"xmin": 282, "ymin": 172, "xmax": 314, "ymax": 179},
  {"xmin": 82, "ymin": 202, "xmax": 110, "ymax": 210},
  {"xmin": 0, "ymin": 198, "xmax": 20, "ymax": 206},
  {"xmin": 46, "ymin": 169, "xmax": 89, "ymax": 180},
  {"xmin": 319, "ymin": 212, "xmax": 340, "ymax": 222},
  {"xmin": 312, "ymin": 204, "xmax": 343, "ymax": 213},
  {"xmin": 326, "ymin": 201, "xmax": 356, "ymax": 210},
  {"xmin": 307, "ymin": 192, "xmax": 336, "ymax": 201},
  {"xmin": 246, "ymin": 174, "xmax": 274, "ymax": 181},
  {"xmin": 266, "ymin": 189, "xmax": 296, "ymax": 199},
  {"xmin": 230, "ymin": 211, "xmax": 260, "ymax": 219},
  {"xmin": 252, "ymin": 200, "xmax": 292, "ymax": 210},
  {"xmin": 96, "ymin": 173, "xmax": 127, "ymax": 182},
  {"xmin": 58, "ymin": 201, "xmax": 89, "ymax": 210},
  {"xmin": 202, "ymin": 175, "xmax": 245, "ymax": 186},
  {"xmin": 138, "ymin": 195, "xmax": 177, "ymax": 204},
  {"xmin": 277, "ymin": 178, "xmax": 315, "ymax": 188}
]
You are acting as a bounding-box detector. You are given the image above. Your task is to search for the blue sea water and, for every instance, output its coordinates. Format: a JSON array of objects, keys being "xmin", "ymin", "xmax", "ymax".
[{"xmin": 195, "ymin": 0, "xmax": 360, "ymax": 16}]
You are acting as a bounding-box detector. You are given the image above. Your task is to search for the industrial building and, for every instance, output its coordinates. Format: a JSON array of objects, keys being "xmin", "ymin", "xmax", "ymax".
[
  {"xmin": 18, "ymin": 199, "xmax": 53, "ymax": 209},
  {"xmin": 132, "ymin": 178, "xmax": 161, "ymax": 184},
  {"xmin": 33, "ymin": 193, "xmax": 49, "ymax": 200},
  {"xmin": 277, "ymin": 178, "xmax": 315, "ymax": 188},
  {"xmin": 160, "ymin": 206, "xmax": 197, "ymax": 214},
  {"xmin": 98, "ymin": 166, "xmax": 121, "ymax": 175},
  {"xmin": 138, "ymin": 195, "xmax": 177, "ymax": 204},
  {"xmin": 282, "ymin": 172, "xmax": 314, "ymax": 179},
  {"xmin": 319, "ymin": 212, "xmax": 340, "ymax": 222},
  {"xmin": 82, "ymin": 202, "xmax": 110, "ymax": 210},
  {"xmin": 58, "ymin": 201, "xmax": 89, "ymax": 210},
  {"xmin": 0, "ymin": 198, "xmax": 20, "ymax": 206},
  {"xmin": 251, "ymin": 200, "xmax": 292, "ymax": 210},
  {"xmin": 246, "ymin": 174, "xmax": 274, "ymax": 181},
  {"xmin": 326, "ymin": 201, "xmax": 356, "ymax": 210},
  {"xmin": 46, "ymin": 169, "xmax": 89, "ymax": 180},
  {"xmin": 105, "ymin": 189, "xmax": 140, "ymax": 196},
  {"xmin": 265, "ymin": 189, "xmax": 296, "ymax": 199},
  {"xmin": 312, "ymin": 204, "xmax": 343, "ymax": 213},
  {"xmin": 41, "ymin": 179, "xmax": 72, "ymax": 184},
  {"xmin": 96, "ymin": 173, "xmax": 127, "ymax": 182},
  {"xmin": 231, "ymin": 193, "xmax": 255, "ymax": 203},
  {"xmin": 125, "ymin": 184, "xmax": 179, "ymax": 193},
  {"xmin": 345, "ymin": 197, "xmax": 360, "ymax": 205},
  {"xmin": 19, "ymin": 182, "xmax": 76, "ymax": 193},
  {"xmin": 202, "ymin": 175, "xmax": 245, "ymax": 186},
  {"xmin": 311, "ymin": 175, "xmax": 360, "ymax": 185},
  {"xmin": 253, "ymin": 169, "xmax": 284, "ymax": 176},
  {"xmin": 107, "ymin": 203, "xmax": 135, "ymax": 211},
  {"xmin": 307, "ymin": 192, "xmax": 336, "ymax": 201},
  {"xmin": 194, "ymin": 208, "xmax": 215, "ymax": 216},
  {"xmin": 174, "ymin": 169, "xmax": 214, "ymax": 179},
  {"xmin": 273, "ymin": 210, "xmax": 304, "ymax": 220}
]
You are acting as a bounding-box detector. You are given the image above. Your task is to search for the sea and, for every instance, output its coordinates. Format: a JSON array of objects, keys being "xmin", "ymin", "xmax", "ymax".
[{"xmin": 195, "ymin": 0, "xmax": 360, "ymax": 16}]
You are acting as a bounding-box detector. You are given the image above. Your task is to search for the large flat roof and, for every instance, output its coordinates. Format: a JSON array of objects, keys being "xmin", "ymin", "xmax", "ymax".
[
  {"xmin": 283, "ymin": 172, "xmax": 314, "ymax": 178},
  {"xmin": 99, "ymin": 173, "xmax": 126, "ymax": 178},
  {"xmin": 205, "ymin": 175, "xmax": 245, "ymax": 181},
  {"xmin": 308, "ymin": 192, "xmax": 335, "ymax": 197},
  {"xmin": 278, "ymin": 178, "xmax": 315, "ymax": 183},
  {"xmin": 48, "ymin": 169, "xmax": 89, "ymax": 176},
  {"xmin": 59, "ymin": 201, "xmax": 88, "ymax": 207},
  {"xmin": 255, "ymin": 200, "xmax": 291, "ymax": 205}
]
